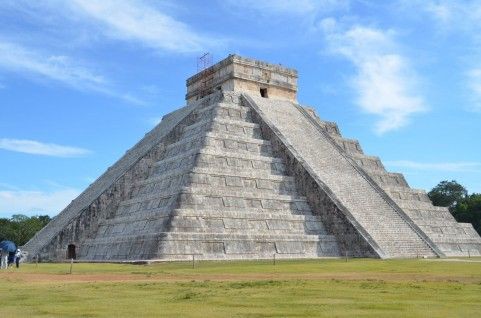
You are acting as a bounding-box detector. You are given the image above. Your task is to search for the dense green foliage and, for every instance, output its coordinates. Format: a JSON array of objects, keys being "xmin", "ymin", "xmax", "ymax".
[
  {"xmin": 428, "ymin": 180, "xmax": 481, "ymax": 235},
  {"xmin": 428, "ymin": 180, "xmax": 468, "ymax": 212},
  {"xmin": 0, "ymin": 214, "xmax": 51, "ymax": 246}
]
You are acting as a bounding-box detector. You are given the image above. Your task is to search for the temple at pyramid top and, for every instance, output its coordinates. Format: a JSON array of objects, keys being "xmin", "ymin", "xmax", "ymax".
[{"xmin": 186, "ymin": 54, "xmax": 298, "ymax": 104}]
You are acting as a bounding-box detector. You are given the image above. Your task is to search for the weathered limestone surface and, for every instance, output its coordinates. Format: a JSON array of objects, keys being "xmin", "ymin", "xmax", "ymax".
[
  {"xmin": 243, "ymin": 94, "xmax": 441, "ymax": 258},
  {"xmin": 23, "ymin": 95, "xmax": 209, "ymax": 260},
  {"xmin": 303, "ymin": 106, "xmax": 481, "ymax": 257},
  {"xmin": 25, "ymin": 54, "xmax": 481, "ymax": 261}
]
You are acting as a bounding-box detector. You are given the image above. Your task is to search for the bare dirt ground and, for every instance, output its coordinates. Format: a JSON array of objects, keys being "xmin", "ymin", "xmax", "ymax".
[{"xmin": 2, "ymin": 271, "xmax": 480, "ymax": 284}]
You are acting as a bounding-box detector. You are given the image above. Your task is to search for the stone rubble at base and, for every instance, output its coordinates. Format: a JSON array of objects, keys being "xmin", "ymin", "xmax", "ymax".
[{"xmin": 23, "ymin": 55, "xmax": 481, "ymax": 261}]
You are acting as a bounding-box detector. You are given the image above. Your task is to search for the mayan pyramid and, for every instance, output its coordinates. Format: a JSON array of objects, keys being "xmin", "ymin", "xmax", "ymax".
[{"xmin": 24, "ymin": 55, "xmax": 481, "ymax": 261}]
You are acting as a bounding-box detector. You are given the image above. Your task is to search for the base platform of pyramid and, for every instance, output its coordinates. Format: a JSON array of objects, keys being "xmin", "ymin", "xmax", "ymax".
[{"xmin": 24, "ymin": 55, "xmax": 481, "ymax": 261}]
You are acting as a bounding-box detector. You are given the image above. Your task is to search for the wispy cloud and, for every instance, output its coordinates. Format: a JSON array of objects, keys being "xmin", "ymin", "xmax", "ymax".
[
  {"xmin": 0, "ymin": 138, "xmax": 91, "ymax": 157},
  {"xmin": 70, "ymin": 0, "xmax": 217, "ymax": 53},
  {"xmin": 0, "ymin": 187, "xmax": 80, "ymax": 217},
  {"xmin": 0, "ymin": 40, "xmax": 105, "ymax": 87},
  {"xmin": 319, "ymin": 19, "xmax": 427, "ymax": 134},
  {"xmin": 0, "ymin": 40, "xmax": 145, "ymax": 105},
  {"xmin": 385, "ymin": 160, "xmax": 481, "ymax": 172}
]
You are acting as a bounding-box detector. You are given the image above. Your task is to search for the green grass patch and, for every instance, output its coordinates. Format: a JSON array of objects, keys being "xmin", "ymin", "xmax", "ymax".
[{"xmin": 0, "ymin": 258, "xmax": 480, "ymax": 317}]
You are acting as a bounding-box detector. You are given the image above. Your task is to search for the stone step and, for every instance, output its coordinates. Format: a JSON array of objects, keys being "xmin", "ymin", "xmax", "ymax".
[
  {"xmin": 395, "ymin": 200, "xmax": 440, "ymax": 211},
  {"xmin": 406, "ymin": 210, "xmax": 455, "ymax": 222},
  {"xmin": 365, "ymin": 170, "xmax": 409, "ymax": 187},
  {"xmin": 150, "ymin": 166, "xmax": 290, "ymax": 193},
  {"xmin": 186, "ymin": 171, "xmax": 297, "ymax": 195},
  {"xmin": 98, "ymin": 216, "xmax": 326, "ymax": 237},
  {"xmin": 194, "ymin": 151, "xmax": 286, "ymax": 175},
  {"xmin": 181, "ymin": 185, "xmax": 307, "ymax": 202},
  {"xmin": 414, "ymin": 219, "xmax": 463, "ymax": 227},
  {"xmin": 301, "ymin": 108, "xmax": 341, "ymax": 137},
  {"xmin": 146, "ymin": 165, "xmax": 294, "ymax": 188},
  {"xmin": 330, "ymin": 135, "xmax": 364, "ymax": 155},
  {"xmin": 195, "ymin": 102, "xmax": 254, "ymax": 123},
  {"xmin": 101, "ymin": 208, "xmax": 323, "ymax": 226},
  {"xmin": 163, "ymin": 132, "xmax": 273, "ymax": 159},
  {"xmin": 319, "ymin": 121, "xmax": 341, "ymax": 137},
  {"xmin": 153, "ymin": 150, "xmax": 287, "ymax": 178},
  {"xmin": 348, "ymin": 153, "xmax": 385, "ymax": 172},
  {"xmin": 165, "ymin": 131, "xmax": 271, "ymax": 153},
  {"xmin": 81, "ymin": 231, "xmax": 341, "ymax": 260},
  {"xmin": 119, "ymin": 185, "xmax": 310, "ymax": 210},
  {"xmin": 82, "ymin": 231, "xmax": 335, "ymax": 245},
  {"xmin": 429, "ymin": 235, "xmax": 481, "ymax": 243},
  {"xmin": 183, "ymin": 117, "xmax": 262, "ymax": 140}
]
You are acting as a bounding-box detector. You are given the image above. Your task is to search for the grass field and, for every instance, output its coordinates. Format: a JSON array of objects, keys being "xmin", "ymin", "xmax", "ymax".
[{"xmin": 0, "ymin": 258, "xmax": 480, "ymax": 317}]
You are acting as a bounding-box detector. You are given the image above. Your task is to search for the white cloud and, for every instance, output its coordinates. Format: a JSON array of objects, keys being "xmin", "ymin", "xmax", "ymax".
[
  {"xmin": 0, "ymin": 40, "xmax": 145, "ymax": 105},
  {"xmin": 320, "ymin": 20, "xmax": 426, "ymax": 134},
  {"xmin": 224, "ymin": 0, "xmax": 348, "ymax": 15},
  {"xmin": 0, "ymin": 138, "xmax": 91, "ymax": 157},
  {"xmin": 70, "ymin": 0, "xmax": 214, "ymax": 53},
  {"xmin": 385, "ymin": 160, "xmax": 481, "ymax": 172},
  {"xmin": 0, "ymin": 40, "xmax": 105, "ymax": 88},
  {"xmin": 0, "ymin": 187, "xmax": 80, "ymax": 217}
]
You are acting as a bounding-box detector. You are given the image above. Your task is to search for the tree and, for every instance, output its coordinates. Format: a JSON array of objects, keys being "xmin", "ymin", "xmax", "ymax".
[
  {"xmin": 428, "ymin": 180, "xmax": 467, "ymax": 212},
  {"xmin": 0, "ymin": 214, "xmax": 51, "ymax": 246},
  {"xmin": 452, "ymin": 194, "xmax": 481, "ymax": 235},
  {"xmin": 428, "ymin": 180, "xmax": 481, "ymax": 236}
]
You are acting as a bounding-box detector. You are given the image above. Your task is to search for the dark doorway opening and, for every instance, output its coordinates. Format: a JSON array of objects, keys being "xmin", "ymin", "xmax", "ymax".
[
  {"xmin": 260, "ymin": 88, "xmax": 268, "ymax": 98},
  {"xmin": 67, "ymin": 244, "xmax": 76, "ymax": 259}
]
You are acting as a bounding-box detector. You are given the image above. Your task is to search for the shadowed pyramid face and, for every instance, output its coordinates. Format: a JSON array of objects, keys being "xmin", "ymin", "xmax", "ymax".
[{"xmin": 185, "ymin": 55, "xmax": 298, "ymax": 104}]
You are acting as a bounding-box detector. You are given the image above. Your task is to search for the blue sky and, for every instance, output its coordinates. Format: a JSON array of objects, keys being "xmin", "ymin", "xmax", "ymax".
[{"xmin": 1, "ymin": 0, "xmax": 480, "ymax": 218}]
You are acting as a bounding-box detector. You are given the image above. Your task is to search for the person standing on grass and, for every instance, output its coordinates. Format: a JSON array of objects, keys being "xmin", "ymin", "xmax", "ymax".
[
  {"xmin": 15, "ymin": 249, "xmax": 21, "ymax": 268},
  {"xmin": 0, "ymin": 248, "xmax": 7, "ymax": 269}
]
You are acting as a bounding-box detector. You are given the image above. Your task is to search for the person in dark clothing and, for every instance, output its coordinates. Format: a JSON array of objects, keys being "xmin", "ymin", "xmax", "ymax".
[
  {"xmin": 15, "ymin": 249, "xmax": 21, "ymax": 268},
  {"xmin": 8, "ymin": 251, "xmax": 15, "ymax": 267}
]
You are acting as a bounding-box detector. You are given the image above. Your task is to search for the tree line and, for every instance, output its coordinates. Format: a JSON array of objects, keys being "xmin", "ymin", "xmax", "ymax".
[
  {"xmin": 0, "ymin": 214, "xmax": 51, "ymax": 246},
  {"xmin": 428, "ymin": 180, "xmax": 481, "ymax": 235}
]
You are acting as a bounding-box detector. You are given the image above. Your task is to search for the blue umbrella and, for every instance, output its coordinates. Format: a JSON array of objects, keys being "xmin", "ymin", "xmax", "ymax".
[{"xmin": 0, "ymin": 240, "xmax": 17, "ymax": 253}]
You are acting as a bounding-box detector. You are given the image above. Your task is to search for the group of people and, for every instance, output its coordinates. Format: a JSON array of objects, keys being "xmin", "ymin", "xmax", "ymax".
[{"xmin": 0, "ymin": 247, "xmax": 21, "ymax": 269}]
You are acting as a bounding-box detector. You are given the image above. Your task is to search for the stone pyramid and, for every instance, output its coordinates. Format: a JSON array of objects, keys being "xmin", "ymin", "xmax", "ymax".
[{"xmin": 25, "ymin": 55, "xmax": 481, "ymax": 261}]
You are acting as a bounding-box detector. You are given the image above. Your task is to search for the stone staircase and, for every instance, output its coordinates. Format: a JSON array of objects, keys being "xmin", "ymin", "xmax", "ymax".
[
  {"xmin": 303, "ymin": 104, "xmax": 481, "ymax": 257},
  {"xmin": 79, "ymin": 94, "xmax": 340, "ymax": 261},
  {"xmin": 245, "ymin": 94, "xmax": 440, "ymax": 258}
]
